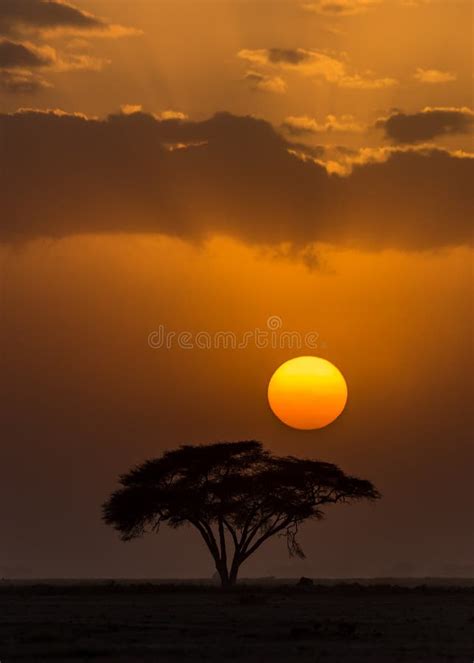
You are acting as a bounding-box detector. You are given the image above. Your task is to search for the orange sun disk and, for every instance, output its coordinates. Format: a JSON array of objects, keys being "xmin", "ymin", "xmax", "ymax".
[{"xmin": 267, "ymin": 356, "xmax": 348, "ymax": 430}]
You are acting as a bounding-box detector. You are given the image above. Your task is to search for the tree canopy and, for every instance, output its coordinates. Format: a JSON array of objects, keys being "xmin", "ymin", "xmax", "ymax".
[{"xmin": 103, "ymin": 441, "xmax": 380, "ymax": 586}]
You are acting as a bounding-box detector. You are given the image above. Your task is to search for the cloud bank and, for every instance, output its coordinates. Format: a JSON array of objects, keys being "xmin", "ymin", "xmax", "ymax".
[{"xmin": 1, "ymin": 108, "xmax": 472, "ymax": 249}]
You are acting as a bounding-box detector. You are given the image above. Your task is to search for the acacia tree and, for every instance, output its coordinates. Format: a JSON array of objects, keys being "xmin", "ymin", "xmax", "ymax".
[{"xmin": 102, "ymin": 441, "xmax": 380, "ymax": 586}]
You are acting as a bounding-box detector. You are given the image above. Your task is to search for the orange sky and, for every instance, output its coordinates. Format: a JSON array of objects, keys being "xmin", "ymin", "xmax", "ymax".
[{"xmin": 0, "ymin": 0, "xmax": 472, "ymax": 579}]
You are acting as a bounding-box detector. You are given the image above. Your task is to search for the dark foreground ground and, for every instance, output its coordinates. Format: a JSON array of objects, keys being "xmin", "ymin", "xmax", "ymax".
[{"xmin": 1, "ymin": 582, "xmax": 473, "ymax": 662}]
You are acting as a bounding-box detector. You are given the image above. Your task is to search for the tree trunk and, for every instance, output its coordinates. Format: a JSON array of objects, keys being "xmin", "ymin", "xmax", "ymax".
[
  {"xmin": 228, "ymin": 567, "xmax": 238, "ymax": 586},
  {"xmin": 217, "ymin": 562, "xmax": 239, "ymax": 587},
  {"xmin": 218, "ymin": 555, "xmax": 241, "ymax": 587},
  {"xmin": 220, "ymin": 575, "xmax": 234, "ymax": 587},
  {"xmin": 216, "ymin": 562, "xmax": 230, "ymax": 587}
]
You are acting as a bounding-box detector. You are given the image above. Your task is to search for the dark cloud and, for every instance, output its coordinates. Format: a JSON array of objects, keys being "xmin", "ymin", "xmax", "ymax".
[
  {"xmin": 0, "ymin": 1, "xmax": 140, "ymax": 92},
  {"xmin": 0, "ymin": 0, "xmax": 104, "ymax": 37},
  {"xmin": 0, "ymin": 38, "xmax": 107, "ymax": 92},
  {"xmin": 0, "ymin": 39, "xmax": 53, "ymax": 68},
  {"xmin": 267, "ymin": 48, "xmax": 309, "ymax": 65},
  {"xmin": 377, "ymin": 107, "xmax": 474, "ymax": 143},
  {"xmin": 0, "ymin": 38, "xmax": 52, "ymax": 93},
  {"xmin": 0, "ymin": 109, "xmax": 472, "ymax": 249},
  {"xmin": 0, "ymin": 68, "xmax": 50, "ymax": 92}
]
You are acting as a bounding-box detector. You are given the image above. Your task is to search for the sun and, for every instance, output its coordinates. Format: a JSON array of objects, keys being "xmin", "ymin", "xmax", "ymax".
[{"xmin": 267, "ymin": 356, "xmax": 348, "ymax": 430}]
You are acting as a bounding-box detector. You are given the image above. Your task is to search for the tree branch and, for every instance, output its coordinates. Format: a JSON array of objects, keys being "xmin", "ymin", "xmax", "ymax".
[
  {"xmin": 240, "ymin": 510, "xmax": 284, "ymax": 554},
  {"xmin": 242, "ymin": 516, "xmax": 293, "ymax": 561},
  {"xmin": 190, "ymin": 519, "xmax": 220, "ymax": 563},
  {"xmin": 222, "ymin": 518, "xmax": 239, "ymax": 551}
]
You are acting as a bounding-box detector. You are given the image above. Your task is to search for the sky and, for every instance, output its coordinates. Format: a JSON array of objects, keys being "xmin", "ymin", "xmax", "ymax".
[{"xmin": 0, "ymin": 0, "xmax": 473, "ymax": 579}]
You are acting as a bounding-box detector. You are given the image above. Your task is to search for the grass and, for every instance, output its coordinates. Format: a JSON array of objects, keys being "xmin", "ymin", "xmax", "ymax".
[{"xmin": 0, "ymin": 582, "xmax": 472, "ymax": 661}]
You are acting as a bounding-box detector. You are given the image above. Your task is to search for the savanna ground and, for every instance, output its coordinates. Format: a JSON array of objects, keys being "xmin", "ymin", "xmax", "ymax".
[{"xmin": 1, "ymin": 581, "xmax": 473, "ymax": 662}]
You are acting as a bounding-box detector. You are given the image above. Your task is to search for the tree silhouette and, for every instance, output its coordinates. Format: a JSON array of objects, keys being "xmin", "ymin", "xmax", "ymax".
[{"xmin": 102, "ymin": 441, "xmax": 380, "ymax": 586}]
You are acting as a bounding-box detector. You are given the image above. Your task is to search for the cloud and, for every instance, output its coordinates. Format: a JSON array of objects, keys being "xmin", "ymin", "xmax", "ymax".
[
  {"xmin": 0, "ymin": 0, "xmax": 140, "ymax": 38},
  {"xmin": 337, "ymin": 73, "xmax": 397, "ymax": 89},
  {"xmin": 237, "ymin": 48, "xmax": 397, "ymax": 89},
  {"xmin": 0, "ymin": 1, "xmax": 140, "ymax": 93},
  {"xmin": 0, "ymin": 109, "xmax": 472, "ymax": 250},
  {"xmin": 283, "ymin": 114, "xmax": 364, "ymax": 134},
  {"xmin": 238, "ymin": 48, "xmax": 346, "ymax": 80},
  {"xmin": 0, "ymin": 38, "xmax": 106, "ymax": 72},
  {"xmin": 15, "ymin": 106, "xmax": 91, "ymax": 119},
  {"xmin": 0, "ymin": 67, "xmax": 51, "ymax": 92},
  {"xmin": 65, "ymin": 37, "xmax": 92, "ymax": 51},
  {"xmin": 0, "ymin": 37, "xmax": 109, "ymax": 93},
  {"xmin": 120, "ymin": 106, "xmax": 190, "ymax": 120},
  {"xmin": 302, "ymin": 0, "xmax": 433, "ymax": 13},
  {"xmin": 266, "ymin": 48, "xmax": 310, "ymax": 65},
  {"xmin": 0, "ymin": 38, "xmax": 54, "ymax": 67},
  {"xmin": 298, "ymin": 141, "xmax": 474, "ymax": 176},
  {"xmin": 302, "ymin": 1, "xmax": 381, "ymax": 16},
  {"xmin": 157, "ymin": 110, "xmax": 189, "ymax": 121},
  {"xmin": 52, "ymin": 52, "xmax": 108, "ymax": 72},
  {"xmin": 120, "ymin": 103, "xmax": 143, "ymax": 115},
  {"xmin": 377, "ymin": 107, "xmax": 474, "ymax": 143},
  {"xmin": 245, "ymin": 70, "xmax": 287, "ymax": 94},
  {"xmin": 413, "ymin": 67, "xmax": 457, "ymax": 84},
  {"xmin": 0, "ymin": 38, "xmax": 55, "ymax": 91}
]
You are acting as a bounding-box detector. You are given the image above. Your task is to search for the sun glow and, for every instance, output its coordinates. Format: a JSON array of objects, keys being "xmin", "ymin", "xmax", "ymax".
[{"xmin": 267, "ymin": 356, "xmax": 348, "ymax": 430}]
